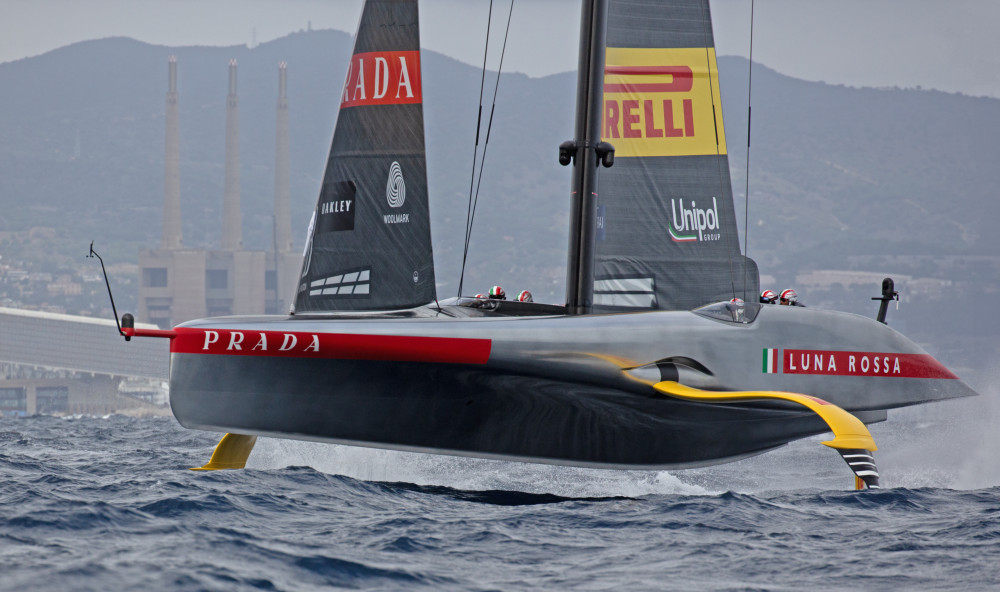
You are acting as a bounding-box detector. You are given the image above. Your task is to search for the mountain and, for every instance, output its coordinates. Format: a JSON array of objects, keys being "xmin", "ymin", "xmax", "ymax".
[
  {"xmin": 0, "ymin": 31, "xmax": 996, "ymax": 377},
  {"xmin": 0, "ymin": 32, "xmax": 575, "ymax": 302},
  {"xmin": 717, "ymin": 56, "xmax": 1000, "ymax": 266}
]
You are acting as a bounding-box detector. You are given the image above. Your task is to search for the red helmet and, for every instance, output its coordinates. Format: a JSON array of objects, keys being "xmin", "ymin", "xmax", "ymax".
[
  {"xmin": 474, "ymin": 293, "xmax": 486, "ymax": 299},
  {"xmin": 516, "ymin": 290, "xmax": 533, "ymax": 303},
  {"xmin": 780, "ymin": 289, "xmax": 798, "ymax": 304},
  {"xmin": 730, "ymin": 297, "xmax": 744, "ymax": 305},
  {"xmin": 760, "ymin": 289, "xmax": 777, "ymax": 304},
  {"xmin": 488, "ymin": 285, "xmax": 506, "ymax": 300}
]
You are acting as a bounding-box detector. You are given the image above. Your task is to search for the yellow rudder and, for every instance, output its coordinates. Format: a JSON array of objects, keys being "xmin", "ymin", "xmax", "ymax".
[{"xmin": 190, "ymin": 433, "xmax": 258, "ymax": 471}]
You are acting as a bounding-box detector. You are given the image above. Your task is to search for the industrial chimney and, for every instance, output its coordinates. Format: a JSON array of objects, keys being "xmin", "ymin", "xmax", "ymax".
[
  {"xmin": 274, "ymin": 62, "xmax": 292, "ymax": 254},
  {"xmin": 162, "ymin": 56, "xmax": 182, "ymax": 249},
  {"xmin": 222, "ymin": 59, "xmax": 242, "ymax": 250}
]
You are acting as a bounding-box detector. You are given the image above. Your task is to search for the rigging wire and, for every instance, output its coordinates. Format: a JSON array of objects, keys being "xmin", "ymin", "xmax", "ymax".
[
  {"xmin": 456, "ymin": 0, "xmax": 515, "ymax": 298},
  {"xmin": 466, "ymin": 1, "xmax": 515, "ymax": 258},
  {"xmin": 457, "ymin": 0, "xmax": 494, "ymax": 298},
  {"xmin": 742, "ymin": 0, "xmax": 755, "ymax": 302}
]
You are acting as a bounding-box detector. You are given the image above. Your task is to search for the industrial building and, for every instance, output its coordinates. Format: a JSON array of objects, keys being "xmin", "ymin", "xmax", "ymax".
[
  {"xmin": 138, "ymin": 58, "xmax": 301, "ymax": 328},
  {"xmin": 0, "ymin": 307, "xmax": 168, "ymax": 416}
]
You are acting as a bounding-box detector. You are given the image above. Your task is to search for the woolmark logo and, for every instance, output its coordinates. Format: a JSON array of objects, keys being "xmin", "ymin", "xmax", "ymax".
[
  {"xmin": 383, "ymin": 161, "xmax": 410, "ymax": 224},
  {"xmin": 386, "ymin": 162, "xmax": 405, "ymax": 207},
  {"xmin": 670, "ymin": 197, "xmax": 721, "ymax": 242}
]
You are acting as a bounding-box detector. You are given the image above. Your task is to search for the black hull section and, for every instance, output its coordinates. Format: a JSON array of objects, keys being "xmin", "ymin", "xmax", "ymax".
[{"xmin": 171, "ymin": 354, "xmax": 830, "ymax": 469}]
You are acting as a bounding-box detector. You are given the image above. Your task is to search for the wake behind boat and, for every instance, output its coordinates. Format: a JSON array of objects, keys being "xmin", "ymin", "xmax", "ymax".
[{"xmin": 118, "ymin": 0, "xmax": 976, "ymax": 489}]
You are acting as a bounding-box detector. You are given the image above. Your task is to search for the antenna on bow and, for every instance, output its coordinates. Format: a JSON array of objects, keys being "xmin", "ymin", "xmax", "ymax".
[{"xmin": 87, "ymin": 241, "xmax": 126, "ymax": 339}]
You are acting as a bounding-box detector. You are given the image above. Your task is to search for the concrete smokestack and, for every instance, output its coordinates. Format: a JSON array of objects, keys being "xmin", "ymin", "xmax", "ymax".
[
  {"xmin": 162, "ymin": 56, "xmax": 182, "ymax": 249},
  {"xmin": 274, "ymin": 62, "xmax": 292, "ymax": 253},
  {"xmin": 222, "ymin": 58, "xmax": 242, "ymax": 250}
]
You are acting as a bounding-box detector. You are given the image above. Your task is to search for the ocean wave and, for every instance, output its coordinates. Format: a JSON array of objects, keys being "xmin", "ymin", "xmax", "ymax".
[{"xmin": 2, "ymin": 415, "xmax": 1000, "ymax": 590}]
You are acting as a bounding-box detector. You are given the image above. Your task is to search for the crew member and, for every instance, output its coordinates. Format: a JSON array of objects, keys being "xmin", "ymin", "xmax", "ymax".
[
  {"xmin": 728, "ymin": 297, "xmax": 746, "ymax": 322},
  {"xmin": 516, "ymin": 290, "xmax": 533, "ymax": 303},
  {"xmin": 779, "ymin": 289, "xmax": 804, "ymax": 306},
  {"xmin": 488, "ymin": 286, "xmax": 506, "ymax": 300},
  {"xmin": 760, "ymin": 289, "xmax": 777, "ymax": 304}
]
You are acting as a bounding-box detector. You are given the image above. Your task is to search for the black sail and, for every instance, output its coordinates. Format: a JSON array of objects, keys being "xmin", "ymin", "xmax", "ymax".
[
  {"xmin": 294, "ymin": 0, "xmax": 435, "ymax": 313},
  {"xmin": 594, "ymin": 0, "xmax": 759, "ymax": 311}
]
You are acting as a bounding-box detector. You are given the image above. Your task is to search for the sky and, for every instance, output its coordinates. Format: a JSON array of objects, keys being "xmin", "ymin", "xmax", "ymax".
[{"xmin": 3, "ymin": 0, "xmax": 1000, "ymax": 98}]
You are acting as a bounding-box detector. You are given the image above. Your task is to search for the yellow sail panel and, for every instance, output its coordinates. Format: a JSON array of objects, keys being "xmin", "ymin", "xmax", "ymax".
[
  {"xmin": 653, "ymin": 381, "xmax": 877, "ymax": 451},
  {"xmin": 603, "ymin": 47, "xmax": 727, "ymax": 157}
]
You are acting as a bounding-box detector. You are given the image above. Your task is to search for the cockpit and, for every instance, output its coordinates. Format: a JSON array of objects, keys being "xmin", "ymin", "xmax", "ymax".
[{"xmin": 693, "ymin": 300, "xmax": 761, "ymax": 324}]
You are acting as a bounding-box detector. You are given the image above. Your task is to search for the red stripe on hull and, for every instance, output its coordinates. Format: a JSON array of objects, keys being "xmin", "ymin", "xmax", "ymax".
[
  {"xmin": 783, "ymin": 349, "xmax": 956, "ymax": 379},
  {"xmin": 171, "ymin": 327, "xmax": 491, "ymax": 365}
]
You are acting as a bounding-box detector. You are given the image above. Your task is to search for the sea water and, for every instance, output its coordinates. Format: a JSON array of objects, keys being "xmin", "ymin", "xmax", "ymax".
[{"xmin": 2, "ymin": 392, "xmax": 999, "ymax": 591}]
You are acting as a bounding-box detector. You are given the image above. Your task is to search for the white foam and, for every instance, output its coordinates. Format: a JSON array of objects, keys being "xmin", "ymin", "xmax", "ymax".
[{"xmin": 247, "ymin": 438, "xmax": 710, "ymax": 497}]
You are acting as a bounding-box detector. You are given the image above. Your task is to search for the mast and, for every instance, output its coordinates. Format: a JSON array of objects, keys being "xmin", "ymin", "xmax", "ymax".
[{"xmin": 564, "ymin": 0, "xmax": 609, "ymax": 314}]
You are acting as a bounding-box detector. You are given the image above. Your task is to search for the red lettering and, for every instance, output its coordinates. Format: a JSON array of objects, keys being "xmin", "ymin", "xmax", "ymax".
[
  {"xmin": 623, "ymin": 100, "xmax": 641, "ymax": 138},
  {"xmin": 683, "ymin": 98, "xmax": 695, "ymax": 137},
  {"xmin": 604, "ymin": 100, "xmax": 620, "ymax": 138},
  {"xmin": 643, "ymin": 100, "xmax": 663, "ymax": 138},
  {"xmin": 663, "ymin": 100, "xmax": 683, "ymax": 137}
]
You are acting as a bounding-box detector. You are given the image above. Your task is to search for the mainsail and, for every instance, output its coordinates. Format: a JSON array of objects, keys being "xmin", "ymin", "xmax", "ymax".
[
  {"xmin": 294, "ymin": 0, "xmax": 435, "ymax": 313},
  {"xmin": 594, "ymin": 0, "xmax": 759, "ymax": 311}
]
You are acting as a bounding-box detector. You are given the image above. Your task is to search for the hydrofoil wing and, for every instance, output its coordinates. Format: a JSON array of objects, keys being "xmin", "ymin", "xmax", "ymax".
[{"xmin": 654, "ymin": 381, "xmax": 880, "ymax": 489}]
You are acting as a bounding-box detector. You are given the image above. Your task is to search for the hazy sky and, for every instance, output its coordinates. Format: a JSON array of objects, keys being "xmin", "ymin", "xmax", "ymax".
[{"xmin": 4, "ymin": 0, "xmax": 999, "ymax": 97}]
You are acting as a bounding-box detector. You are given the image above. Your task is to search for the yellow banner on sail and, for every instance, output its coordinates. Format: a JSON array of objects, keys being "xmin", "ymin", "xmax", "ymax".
[{"xmin": 603, "ymin": 47, "xmax": 727, "ymax": 157}]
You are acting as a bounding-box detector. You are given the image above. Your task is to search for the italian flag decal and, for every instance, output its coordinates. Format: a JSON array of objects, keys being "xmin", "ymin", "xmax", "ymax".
[
  {"xmin": 763, "ymin": 348, "xmax": 779, "ymax": 373},
  {"xmin": 669, "ymin": 226, "xmax": 697, "ymax": 242}
]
